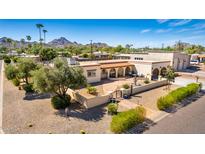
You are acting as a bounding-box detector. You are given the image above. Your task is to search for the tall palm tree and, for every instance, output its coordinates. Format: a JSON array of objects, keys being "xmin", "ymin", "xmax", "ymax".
[
  {"xmin": 42, "ymin": 29, "xmax": 48, "ymax": 44},
  {"xmin": 36, "ymin": 24, "xmax": 44, "ymax": 44}
]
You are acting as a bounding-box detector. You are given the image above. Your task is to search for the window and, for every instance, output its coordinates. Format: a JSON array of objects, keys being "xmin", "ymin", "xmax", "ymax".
[
  {"xmin": 87, "ymin": 70, "xmax": 96, "ymax": 77},
  {"xmin": 135, "ymin": 57, "xmax": 143, "ymax": 60}
]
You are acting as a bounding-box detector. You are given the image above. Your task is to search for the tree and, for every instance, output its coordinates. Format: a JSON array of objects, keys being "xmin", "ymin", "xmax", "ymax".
[
  {"xmin": 5, "ymin": 64, "xmax": 18, "ymax": 80},
  {"xmin": 165, "ymin": 67, "xmax": 175, "ymax": 90},
  {"xmin": 114, "ymin": 45, "xmax": 124, "ymax": 53},
  {"xmin": 42, "ymin": 29, "xmax": 48, "ymax": 44},
  {"xmin": 39, "ymin": 48, "xmax": 57, "ymax": 61},
  {"xmin": 32, "ymin": 58, "xmax": 87, "ymax": 100},
  {"xmin": 26, "ymin": 35, "xmax": 31, "ymax": 42},
  {"xmin": 17, "ymin": 58, "xmax": 37, "ymax": 84},
  {"xmin": 20, "ymin": 38, "xmax": 25, "ymax": 48},
  {"xmin": 36, "ymin": 24, "xmax": 44, "ymax": 44},
  {"xmin": 5, "ymin": 38, "xmax": 12, "ymax": 51}
]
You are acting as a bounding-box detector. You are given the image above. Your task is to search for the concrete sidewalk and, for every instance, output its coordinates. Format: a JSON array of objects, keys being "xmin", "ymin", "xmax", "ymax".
[{"xmin": 0, "ymin": 60, "xmax": 4, "ymax": 134}]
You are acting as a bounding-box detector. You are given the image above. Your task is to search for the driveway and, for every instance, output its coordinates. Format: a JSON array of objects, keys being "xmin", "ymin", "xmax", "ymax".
[
  {"xmin": 174, "ymin": 76, "xmax": 205, "ymax": 90},
  {"xmin": 144, "ymin": 91, "xmax": 205, "ymax": 134}
]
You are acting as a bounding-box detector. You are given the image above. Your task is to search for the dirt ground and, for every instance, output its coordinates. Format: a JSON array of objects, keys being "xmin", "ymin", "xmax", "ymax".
[{"xmin": 2, "ymin": 76, "xmax": 112, "ymax": 134}]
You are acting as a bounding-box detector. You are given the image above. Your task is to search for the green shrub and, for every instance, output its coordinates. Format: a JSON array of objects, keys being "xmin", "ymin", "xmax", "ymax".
[
  {"xmin": 12, "ymin": 57, "xmax": 19, "ymax": 63},
  {"xmin": 23, "ymin": 84, "xmax": 34, "ymax": 93},
  {"xmin": 110, "ymin": 106, "xmax": 146, "ymax": 133},
  {"xmin": 4, "ymin": 56, "xmax": 11, "ymax": 64},
  {"xmin": 157, "ymin": 95, "xmax": 175, "ymax": 110},
  {"xmin": 157, "ymin": 83, "xmax": 200, "ymax": 111},
  {"xmin": 87, "ymin": 86, "xmax": 97, "ymax": 95},
  {"xmin": 122, "ymin": 84, "xmax": 130, "ymax": 89},
  {"xmin": 5, "ymin": 64, "xmax": 18, "ymax": 80},
  {"xmin": 144, "ymin": 78, "xmax": 150, "ymax": 84},
  {"xmin": 107, "ymin": 103, "xmax": 118, "ymax": 115},
  {"xmin": 12, "ymin": 78, "xmax": 20, "ymax": 86},
  {"xmin": 51, "ymin": 94, "xmax": 71, "ymax": 110}
]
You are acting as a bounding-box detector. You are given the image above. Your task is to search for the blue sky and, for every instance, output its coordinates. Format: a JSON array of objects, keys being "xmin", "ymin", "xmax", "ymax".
[{"xmin": 0, "ymin": 19, "xmax": 205, "ymax": 48}]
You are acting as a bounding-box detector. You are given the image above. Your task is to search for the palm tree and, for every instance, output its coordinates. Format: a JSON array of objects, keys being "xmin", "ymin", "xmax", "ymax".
[
  {"xmin": 26, "ymin": 35, "xmax": 31, "ymax": 42},
  {"xmin": 36, "ymin": 24, "xmax": 44, "ymax": 44},
  {"xmin": 42, "ymin": 29, "xmax": 48, "ymax": 44}
]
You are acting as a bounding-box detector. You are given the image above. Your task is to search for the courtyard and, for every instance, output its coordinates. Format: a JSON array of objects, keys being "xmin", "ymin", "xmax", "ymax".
[{"xmin": 2, "ymin": 72, "xmax": 178, "ymax": 133}]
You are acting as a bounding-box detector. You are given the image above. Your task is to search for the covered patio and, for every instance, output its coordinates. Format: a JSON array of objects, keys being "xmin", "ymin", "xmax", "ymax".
[{"xmin": 100, "ymin": 62, "xmax": 135, "ymax": 79}]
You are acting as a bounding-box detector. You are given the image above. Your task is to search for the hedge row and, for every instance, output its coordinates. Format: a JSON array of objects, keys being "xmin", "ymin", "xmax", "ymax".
[
  {"xmin": 110, "ymin": 106, "xmax": 146, "ymax": 133},
  {"xmin": 157, "ymin": 83, "xmax": 201, "ymax": 111}
]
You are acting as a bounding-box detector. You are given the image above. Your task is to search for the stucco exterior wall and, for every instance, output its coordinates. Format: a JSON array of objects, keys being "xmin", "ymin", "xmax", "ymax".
[
  {"xmin": 82, "ymin": 65, "xmax": 101, "ymax": 83},
  {"xmin": 132, "ymin": 62, "xmax": 152, "ymax": 78},
  {"xmin": 122, "ymin": 80, "xmax": 168, "ymax": 95},
  {"xmin": 117, "ymin": 52, "xmax": 190, "ymax": 71}
]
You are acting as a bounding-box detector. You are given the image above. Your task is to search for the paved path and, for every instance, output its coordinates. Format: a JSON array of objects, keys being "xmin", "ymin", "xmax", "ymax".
[
  {"xmin": 144, "ymin": 92, "xmax": 205, "ymax": 134},
  {"xmin": 0, "ymin": 60, "xmax": 4, "ymax": 133},
  {"xmin": 174, "ymin": 76, "xmax": 205, "ymax": 90}
]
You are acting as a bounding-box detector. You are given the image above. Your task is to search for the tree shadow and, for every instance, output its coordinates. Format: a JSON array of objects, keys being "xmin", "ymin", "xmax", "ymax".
[
  {"xmin": 180, "ymin": 65, "xmax": 201, "ymax": 73},
  {"xmin": 55, "ymin": 103, "xmax": 107, "ymax": 122},
  {"xmin": 23, "ymin": 92, "xmax": 51, "ymax": 101}
]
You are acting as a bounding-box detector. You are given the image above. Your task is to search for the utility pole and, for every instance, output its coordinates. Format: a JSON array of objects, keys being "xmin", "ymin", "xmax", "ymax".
[
  {"xmin": 90, "ymin": 40, "xmax": 93, "ymax": 55},
  {"xmin": 162, "ymin": 43, "xmax": 164, "ymax": 49}
]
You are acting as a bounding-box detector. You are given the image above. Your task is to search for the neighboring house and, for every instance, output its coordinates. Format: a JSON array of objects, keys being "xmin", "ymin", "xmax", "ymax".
[{"xmin": 114, "ymin": 51, "xmax": 190, "ymax": 71}]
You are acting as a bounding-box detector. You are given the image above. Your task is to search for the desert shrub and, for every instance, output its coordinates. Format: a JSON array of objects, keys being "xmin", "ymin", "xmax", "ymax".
[
  {"xmin": 12, "ymin": 78, "xmax": 20, "ymax": 86},
  {"xmin": 157, "ymin": 95, "xmax": 175, "ymax": 110},
  {"xmin": 80, "ymin": 130, "xmax": 86, "ymax": 134},
  {"xmin": 51, "ymin": 94, "xmax": 71, "ymax": 110},
  {"xmin": 87, "ymin": 86, "xmax": 97, "ymax": 95},
  {"xmin": 122, "ymin": 83, "xmax": 130, "ymax": 89},
  {"xmin": 12, "ymin": 57, "xmax": 19, "ymax": 63},
  {"xmin": 157, "ymin": 83, "xmax": 200, "ymax": 111},
  {"xmin": 186, "ymin": 83, "xmax": 200, "ymax": 95},
  {"xmin": 110, "ymin": 106, "xmax": 146, "ymax": 133},
  {"xmin": 5, "ymin": 64, "xmax": 18, "ymax": 80},
  {"xmin": 3, "ymin": 56, "xmax": 11, "ymax": 64},
  {"xmin": 107, "ymin": 103, "xmax": 118, "ymax": 115},
  {"xmin": 144, "ymin": 78, "xmax": 150, "ymax": 84},
  {"xmin": 169, "ymin": 87, "xmax": 188, "ymax": 102},
  {"xmin": 23, "ymin": 84, "xmax": 34, "ymax": 93}
]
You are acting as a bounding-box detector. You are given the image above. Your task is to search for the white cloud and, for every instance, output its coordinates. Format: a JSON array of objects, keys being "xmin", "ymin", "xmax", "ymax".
[
  {"xmin": 176, "ymin": 28, "xmax": 190, "ymax": 33},
  {"xmin": 156, "ymin": 19, "xmax": 170, "ymax": 24},
  {"xmin": 169, "ymin": 19, "xmax": 192, "ymax": 27},
  {"xmin": 156, "ymin": 28, "xmax": 172, "ymax": 33},
  {"xmin": 192, "ymin": 23, "xmax": 205, "ymax": 29},
  {"xmin": 140, "ymin": 29, "xmax": 151, "ymax": 33},
  {"xmin": 192, "ymin": 30, "xmax": 205, "ymax": 34}
]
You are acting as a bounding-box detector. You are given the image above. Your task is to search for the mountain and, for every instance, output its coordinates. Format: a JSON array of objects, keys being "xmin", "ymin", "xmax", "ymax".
[
  {"xmin": 48, "ymin": 37, "xmax": 77, "ymax": 47},
  {"xmin": 0, "ymin": 36, "xmax": 110, "ymax": 48}
]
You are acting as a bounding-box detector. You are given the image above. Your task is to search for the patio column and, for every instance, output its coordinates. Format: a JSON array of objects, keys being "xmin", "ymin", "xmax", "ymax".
[
  {"xmin": 115, "ymin": 68, "xmax": 118, "ymax": 78},
  {"xmin": 107, "ymin": 69, "xmax": 110, "ymax": 79},
  {"xmin": 123, "ymin": 67, "xmax": 126, "ymax": 77}
]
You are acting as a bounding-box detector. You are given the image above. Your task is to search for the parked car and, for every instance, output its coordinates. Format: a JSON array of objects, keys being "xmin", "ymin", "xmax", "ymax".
[{"xmin": 190, "ymin": 60, "xmax": 199, "ymax": 65}]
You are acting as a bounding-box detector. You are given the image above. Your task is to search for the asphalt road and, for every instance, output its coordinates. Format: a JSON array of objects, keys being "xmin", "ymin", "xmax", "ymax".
[{"xmin": 144, "ymin": 92, "xmax": 205, "ymax": 134}]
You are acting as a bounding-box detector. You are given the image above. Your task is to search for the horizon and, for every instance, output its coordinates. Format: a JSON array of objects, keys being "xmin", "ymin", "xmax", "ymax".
[{"xmin": 1, "ymin": 19, "xmax": 205, "ymax": 48}]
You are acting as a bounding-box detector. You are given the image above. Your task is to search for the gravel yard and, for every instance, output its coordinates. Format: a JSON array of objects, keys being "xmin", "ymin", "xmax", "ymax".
[{"xmin": 2, "ymin": 77, "xmax": 112, "ymax": 134}]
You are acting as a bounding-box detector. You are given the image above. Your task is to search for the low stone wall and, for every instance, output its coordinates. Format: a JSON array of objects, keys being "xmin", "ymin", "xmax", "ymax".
[
  {"xmin": 122, "ymin": 80, "xmax": 168, "ymax": 96},
  {"xmin": 67, "ymin": 89, "xmax": 111, "ymax": 109}
]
